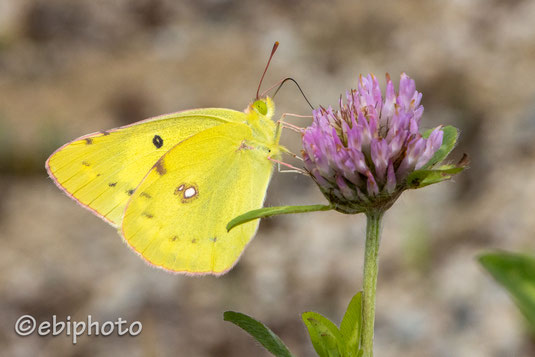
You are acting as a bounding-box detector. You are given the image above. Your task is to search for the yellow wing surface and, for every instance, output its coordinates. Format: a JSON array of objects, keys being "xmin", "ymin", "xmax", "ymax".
[
  {"xmin": 121, "ymin": 122, "xmax": 275, "ymax": 275},
  {"xmin": 46, "ymin": 109, "xmax": 245, "ymax": 226}
]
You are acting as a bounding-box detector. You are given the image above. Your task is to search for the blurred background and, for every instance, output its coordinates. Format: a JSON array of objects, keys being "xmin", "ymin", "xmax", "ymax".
[{"xmin": 1, "ymin": 0, "xmax": 535, "ymax": 356}]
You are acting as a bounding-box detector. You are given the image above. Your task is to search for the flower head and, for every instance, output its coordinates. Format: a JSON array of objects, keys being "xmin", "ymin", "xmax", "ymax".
[{"xmin": 302, "ymin": 73, "xmax": 450, "ymax": 213}]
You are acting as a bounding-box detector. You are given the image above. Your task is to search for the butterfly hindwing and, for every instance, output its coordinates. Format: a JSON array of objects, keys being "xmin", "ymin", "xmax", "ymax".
[
  {"xmin": 46, "ymin": 109, "xmax": 246, "ymax": 226},
  {"xmin": 121, "ymin": 122, "xmax": 274, "ymax": 275}
]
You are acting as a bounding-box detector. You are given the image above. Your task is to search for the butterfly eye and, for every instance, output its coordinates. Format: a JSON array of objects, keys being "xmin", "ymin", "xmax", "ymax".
[{"xmin": 253, "ymin": 100, "xmax": 268, "ymax": 115}]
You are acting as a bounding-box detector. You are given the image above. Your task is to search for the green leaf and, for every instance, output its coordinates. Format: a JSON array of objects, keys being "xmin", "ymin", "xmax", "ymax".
[
  {"xmin": 302, "ymin": 312, "xmax": 345, "ymax": 357},
  {"xmin": 421, "ymin": 125, "xmax": 459, "ymax": 169},
  {"xmin": 224, "ymin": 311, "xmax": 295, "ymax": 357},
  {"xmin": 339, "ymin": 292, "xmax": 363, "ymax": 355},
  {"xmin": 479, "ymin": 252, "xmax": 535, "ymax": 330},
  {"xmin": 227, "ymin": 204, "xmax": 332, "ymax": 232},
  {"xmin": 406, "ymin": 164, "xmax": 464, "ymax": 189}
]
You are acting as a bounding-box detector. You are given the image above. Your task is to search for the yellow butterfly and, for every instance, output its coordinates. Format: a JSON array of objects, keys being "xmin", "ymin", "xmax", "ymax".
[{"xmin": 46, "ymin": 44, "xmax": 286, "ymax": 275}]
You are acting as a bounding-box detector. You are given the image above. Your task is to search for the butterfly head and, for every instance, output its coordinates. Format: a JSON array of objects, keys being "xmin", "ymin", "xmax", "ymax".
[{"xmin": 249, "ymin": 96, "xmax": 275, "ymax": 120}]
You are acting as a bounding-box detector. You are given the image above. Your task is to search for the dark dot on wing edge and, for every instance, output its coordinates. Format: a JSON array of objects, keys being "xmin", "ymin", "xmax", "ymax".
[{"xmin": 155, "ymin": 160, "xmax": 166, "ymax": 175}]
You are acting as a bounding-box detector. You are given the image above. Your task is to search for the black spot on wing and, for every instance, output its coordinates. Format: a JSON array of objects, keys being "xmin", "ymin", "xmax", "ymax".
[
  {"xmin": 140, "ymin": 192, "xmax": 152, "ymax": 199},
  {"xmin": 210, "ymin": 237, "xmax": 217, "ymax": 242},
  {"xmin": 153, "ymin": 135, "xmax": 163, "ymax": 148},
  {"xmin": 127, "ymin": 189, "xmax": 135, "ymax": 195},
  {"xmin": 82, "ymin": 161, "xmax": 90, "ymax": 167},
  {"xmin": 108, "ymin": 182, "xmax": 117, "ymax": 187},
  {"xmin": 191, "ymin": 238, "xmax": 197, "ymax": 244},
  {"xmin": 143, "ymin": 212, "xmax": 153, "ymax": 219},
  {"xmin": 100, "ymin": 130, "xmax": 110, "ymax": 136},
  {"xmin": 85, "ymin": 138, "xmax": 93, "ymax": 145}
]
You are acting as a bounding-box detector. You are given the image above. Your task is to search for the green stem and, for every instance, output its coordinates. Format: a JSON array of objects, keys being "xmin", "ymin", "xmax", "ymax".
[{"xmin": 360, "ymin": 210, "xmax": 384, "ymax": 357}]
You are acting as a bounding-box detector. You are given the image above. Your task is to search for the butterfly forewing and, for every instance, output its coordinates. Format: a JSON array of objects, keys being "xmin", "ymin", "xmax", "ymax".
[{"xmin": 46, "ymin": 109, "xmax": 245, "ymax": 226}]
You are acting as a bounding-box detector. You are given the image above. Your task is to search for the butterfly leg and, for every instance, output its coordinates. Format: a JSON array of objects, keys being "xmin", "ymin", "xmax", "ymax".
[
  {"xmin": 275, "ymin": 112, "xmax": 312, "ymax": 140},
  {"xmin": 271, "ymin": 113, "xmax": 313, "ymax": 174},
  {"xmin": 267, "ymin": 156, "xmax": 307, "ymax": 174},
  {"xmin": 275, "ymin": 112, "xmax": 312, "ymax": 157}
]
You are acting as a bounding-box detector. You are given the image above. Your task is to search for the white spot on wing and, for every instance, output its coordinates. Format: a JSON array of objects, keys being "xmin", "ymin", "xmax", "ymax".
[{"xmin": 184, "ymin": 187, "xmax": 196, "ymax": 198}]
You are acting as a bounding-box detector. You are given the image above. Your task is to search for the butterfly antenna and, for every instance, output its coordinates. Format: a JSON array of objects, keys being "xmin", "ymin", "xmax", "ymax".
[
  {"xmin": 256, "ymin": 41, "xmax": 279, "ymax": 100},
  {"xmin": 271, "ymin": 77, "xmax": 315, "ymax": 110}
]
